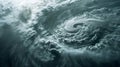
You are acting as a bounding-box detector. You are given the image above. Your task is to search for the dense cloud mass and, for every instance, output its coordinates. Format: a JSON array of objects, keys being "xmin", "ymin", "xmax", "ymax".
[{"xmin": 0, "ymin": 0, "xmax": 120, "ymax": 67}]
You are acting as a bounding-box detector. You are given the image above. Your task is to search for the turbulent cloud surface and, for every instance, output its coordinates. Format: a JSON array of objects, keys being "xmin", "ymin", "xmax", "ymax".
[{"xmin": 0, "ymin": 0, "xmax": 120, "ymax": 67}]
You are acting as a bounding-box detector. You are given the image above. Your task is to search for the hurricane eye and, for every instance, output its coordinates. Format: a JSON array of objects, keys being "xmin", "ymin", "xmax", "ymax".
[{"xmin": 73, "ymin": 23, "xmax": 84, "ymax": 28}]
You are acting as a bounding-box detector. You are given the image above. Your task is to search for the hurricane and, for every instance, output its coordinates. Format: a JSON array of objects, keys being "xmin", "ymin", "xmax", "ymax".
[{"xmin": 0, "ymin": 0, "xmax": 120, "ymax": 67}]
